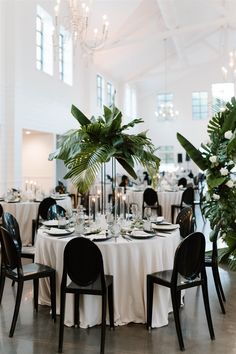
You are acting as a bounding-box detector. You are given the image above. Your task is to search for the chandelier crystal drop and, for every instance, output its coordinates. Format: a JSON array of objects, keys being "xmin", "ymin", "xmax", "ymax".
[{"xmin": 54, "ymin": 0, "xmax": 109, "ymax": 53}]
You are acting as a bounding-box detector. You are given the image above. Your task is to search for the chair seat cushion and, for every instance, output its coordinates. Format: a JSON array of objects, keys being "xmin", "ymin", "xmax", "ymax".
[
  {"xmin": 22, "ymin": 246, "xmax": 35, "ymax": 255},
  {"xmin": 67, "ymin": 274, "xmax": 113, "ymax": 292}
]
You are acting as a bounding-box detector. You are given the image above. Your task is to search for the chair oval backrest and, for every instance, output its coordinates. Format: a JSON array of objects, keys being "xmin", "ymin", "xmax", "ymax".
[
  {"xmin": 38, "ymin": 197, "xmax": 57, "ymax": 220},
  {"xmin": 182, "ymin": 187, "xmax": 194, "ymax": 206},
  {"xmin": 178, "ymin": 177, "xmax": 187, "ymax": 188},
  {"xmin": 0, "ymin": 226, "xmax": 22, "ymax": 271},
  {"xmin": 2, "ymin": 212, "xmax": 22, "ymax": 251},
  {"xmin": 47, "ymin": 204, "xmax": 66, "ymax": 220},
  {"xmin": 176, "ymin": 207, "xmax": 193, "ymax": 238},
  {"xmin": 143, "ymin": 188, "xmax": 158, "ymax": 206},
  {"xmin": 63, "ymin": 237, "xmax": 105, "ymax": 287},
  {"xmin": 172, "ymin": 232, "xmax": 205, "ymax": 281}
]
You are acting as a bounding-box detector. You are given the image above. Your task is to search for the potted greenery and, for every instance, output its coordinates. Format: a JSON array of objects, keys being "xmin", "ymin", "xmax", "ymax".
[
  {"xmin": 177, "ymin": 96, "xmax": 236, "ymax": 269},
  {"xmin": 49, "ymin": 104, "xmax": 160, "ymax": 195}
]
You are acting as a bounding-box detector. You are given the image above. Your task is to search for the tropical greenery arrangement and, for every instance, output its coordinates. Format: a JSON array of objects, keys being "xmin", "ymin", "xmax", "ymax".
[
  {"xmin": 177, "ymin": 96, "xmax": 236, "ymax": 269},
  {"xmin": 49, "ymin": 104, "xmax": 160, "ymax": 194}
]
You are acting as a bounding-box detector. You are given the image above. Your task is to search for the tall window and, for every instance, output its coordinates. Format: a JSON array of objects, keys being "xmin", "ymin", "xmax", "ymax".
[
  {"xmin": 36, "ymin": 15, "xmax": 43, "ymax": 70},
  {"xmin": 59, "ymin": 33, "xmax": 64, "ymax": 81},
  {"xmin": 192, "ymin": 92, "xmax": 208, "ymax": 120},
  {"xmin": 36, "ymin": 5, "xmax": 53, "ymax": 76},
  {"xmin": 124, "ymin": 84, "xmax": 137, "ymax": 118},
  {"xmin": 97, "ymin": 74, "xmax": 103, "ymax": 108},
  {"xmin": 158, "ymin": 145, "xmax": 174, "ymax": 164},
  {"xmin": 107, "ymin": 82, "xmax": 114, "ymax": 107},
  {"xmin": 211, "ymin": 83, "xmax": 234, "ymax": 112},
  {"xmin": 157, "ymin": 93, "xmax": 173, "ymax": 107},
  {"xmin": 59, "ymin": 27, "xmax": 73, "ymax": 85}
]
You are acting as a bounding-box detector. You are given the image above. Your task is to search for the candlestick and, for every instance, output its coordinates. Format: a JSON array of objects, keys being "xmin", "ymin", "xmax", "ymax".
[
  {"xmin": 92, "ymin": 197, "xmax": 96, "ymax": 222},
  {"xmin": 122, "ymin": 195, "xmax": 126, "ymax": 219}
]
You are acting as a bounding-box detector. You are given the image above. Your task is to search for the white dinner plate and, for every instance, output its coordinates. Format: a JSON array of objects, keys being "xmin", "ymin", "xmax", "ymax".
[
  {"xmin": 42, "ymin": 220, "xmax": 69, "ymax": 227},
  {"xmin": 130, "ymin": 230, "xmax": 156, "ymax": 239},
  {"xmin": 151, "ymin": 223, "xmax": 179, "ymax": 231},
  {"xmin": 45, "ymin": 228, "xmax": 74, "ymax": 236}
]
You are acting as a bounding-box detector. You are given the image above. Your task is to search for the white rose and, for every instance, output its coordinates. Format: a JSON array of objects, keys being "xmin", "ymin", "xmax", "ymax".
[
  {"xmin": 212, "ymin": 193, "xmax": 220, "ymax": 200},
  {"xmin": 209, "ymin": 155, "xmax": 218, "ymax": 163},
  {"xmin": 224, "ymin": 130, "xmax": 233, "ymax": 140},
  {"xmin": 220, "ymin": 167, "xmax": 229, "ymax": 176},
  {"xmin": 225, "ymin": 180, "xmax": 234, "ymax": 188}
]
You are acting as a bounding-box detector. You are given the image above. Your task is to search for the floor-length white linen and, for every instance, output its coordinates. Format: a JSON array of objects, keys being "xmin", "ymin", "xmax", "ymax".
[
  {"xmin": 126, "ymin": 189, "xmax": 183, "ymax": 222},
  {"xmin": 35, "ymin": 229, "xmax": 181, "ymax": 328},
  {"xmin": 1, "ymin": 197, "xmax": 72, "ymax": 245}
]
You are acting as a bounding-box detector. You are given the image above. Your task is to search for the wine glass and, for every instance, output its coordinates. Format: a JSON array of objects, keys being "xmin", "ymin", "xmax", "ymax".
[
  {"xmin": 131, "ymin": 203, "xmax": 139, "ymax": 221},
  {"xmin": 145, "ymin": 207, "xmax": 152, "ymax": 221}
]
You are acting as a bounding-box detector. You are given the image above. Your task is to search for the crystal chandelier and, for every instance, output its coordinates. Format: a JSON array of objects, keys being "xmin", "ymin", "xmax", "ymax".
[
  {"xmin": 155, "ymin": 38, "xmax": 179, "ymax": 121},
  {"xmin": 154, "ymin": 101, "xmax": 179, "ymax": 121},
  {"xmin": 221, "ymin": 50, "xmax": 236, "ymax": 80},
  {"xmin": 54, "ymin": 0, "xmax": 109, "ymax": 53}
]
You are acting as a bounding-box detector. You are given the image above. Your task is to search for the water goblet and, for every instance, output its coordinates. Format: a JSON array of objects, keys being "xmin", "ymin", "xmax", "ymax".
[{"xmin": 145, "ymin": 207, "xmax": 152, "ymax": 221}]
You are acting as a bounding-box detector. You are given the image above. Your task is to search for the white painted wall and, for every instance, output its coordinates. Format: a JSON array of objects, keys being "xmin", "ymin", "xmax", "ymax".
[
  {"xmin": 22, "ymin": 131, "xmax": 54, "ymax": 193},
  {"xmin": 137, "ymin": 58, "xmax": 232, "ymax": 174}
]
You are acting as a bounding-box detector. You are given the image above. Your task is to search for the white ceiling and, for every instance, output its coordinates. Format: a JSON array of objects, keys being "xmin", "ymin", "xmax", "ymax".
[{"xmin": 86, "ymin": 0, "xmax": 236, "ymax": 92}]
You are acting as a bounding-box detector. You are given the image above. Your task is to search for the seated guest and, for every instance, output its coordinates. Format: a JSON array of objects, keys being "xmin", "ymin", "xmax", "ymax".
[
  {"xmin": 143, "ymin": 171, "xmax": 152, "ymax": 186},
  {"xmin": 55, "ymin": 180, "xmax": 66, "ymax": 194}
]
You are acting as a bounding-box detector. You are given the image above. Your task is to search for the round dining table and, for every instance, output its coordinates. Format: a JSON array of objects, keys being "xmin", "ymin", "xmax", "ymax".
[
  {"xmin": 126, "ymin": 188, "xmax": 183, "ymax": 222},
  {"xmin": 0, "ymin": 196, "xmax": 72, "ymax": 245},
  {"xmin": 35, "ymin": 227, "xmax": 181, "ymax": 328}
]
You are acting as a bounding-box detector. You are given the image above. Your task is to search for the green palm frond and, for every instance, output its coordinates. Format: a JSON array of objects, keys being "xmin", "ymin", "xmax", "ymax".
[{"xmin": 50, "ymin": 103, "xmax": 160, "ymax": 193}]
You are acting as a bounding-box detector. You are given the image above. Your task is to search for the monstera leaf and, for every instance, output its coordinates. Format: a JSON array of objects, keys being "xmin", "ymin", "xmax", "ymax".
[{"xmin": 177, "ymin": 133, "xmax": 208, "ymax": 171}]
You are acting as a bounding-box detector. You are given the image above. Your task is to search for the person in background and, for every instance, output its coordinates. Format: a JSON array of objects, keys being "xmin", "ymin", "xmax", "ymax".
[
  {"xmin": 143, "ymin": 171, "xmax": 152, "ymax": 186},
  {"xmin": 119, "ymin": 175, "xmax": 132, "ymax": 191},
  {"xmin": 55, "ymin": 180, "xmax": 66, "ymax": 194}
]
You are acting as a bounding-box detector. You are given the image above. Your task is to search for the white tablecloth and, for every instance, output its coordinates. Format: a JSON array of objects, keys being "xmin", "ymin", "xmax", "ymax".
[
  {"xmin": 1, "ymin": 196, "xmax": 72, "ymax": 246},
  {"xmin": 35, "ymin": 228, "xmax": 181, "ymax": 328},
  {"xmin": 126, "ymin": 189, "xmax": 183, "ymax": 222}
]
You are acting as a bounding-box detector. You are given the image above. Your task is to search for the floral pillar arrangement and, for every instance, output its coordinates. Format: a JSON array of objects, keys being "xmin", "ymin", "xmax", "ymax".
[{"xmin": 177, "ymin": 97, "xmax": 236, "ymax": 269}]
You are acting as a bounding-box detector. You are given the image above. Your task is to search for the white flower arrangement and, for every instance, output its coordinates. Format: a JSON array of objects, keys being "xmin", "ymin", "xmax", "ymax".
[
  {"xmin": 220, "ymin": 167, "xmax": 229, "ymax": 176},
  {"xmin": 224, "ymin": 130, "xmax": 233, "ymax": 140},
  {"xmin": 225, "ymin": 180, "xmax": 234, "ymax": 188},
  {"xmin": 209, "ymin": 155, "xmax": 218, "ymax": 163},
  {"xmin": 212, "ymin": 193, "xmax": 220, "ymax": 200}
]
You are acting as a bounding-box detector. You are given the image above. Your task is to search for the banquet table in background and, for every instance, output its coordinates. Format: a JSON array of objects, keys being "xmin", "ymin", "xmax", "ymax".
[
  {"xmin": 126, "ymin": 188, "xmax": 183, "ymax": 222},
  {"xmin": 0, "ymin": 196, "xmax": 72, "ymax": 245},
  {"xmin": 35, "ymin": 228, "xmax": 181, "ymax": 328}
]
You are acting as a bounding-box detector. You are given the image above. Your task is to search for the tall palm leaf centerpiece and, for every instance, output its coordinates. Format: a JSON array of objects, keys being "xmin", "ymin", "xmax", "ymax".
[
  {"xmin": 177, "ymin": 97, "xmax": 236, "ymax": 269},
  {"xmin": 49, "ymin": 104, "xmax": 160, "ymax": 194}
]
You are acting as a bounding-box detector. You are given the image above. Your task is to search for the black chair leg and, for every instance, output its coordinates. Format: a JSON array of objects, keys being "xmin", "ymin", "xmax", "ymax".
[
  {"xmin": 49, "ymin": 272, "xmax": 56, "ymax": 321},
  {"xmin": 201, "ymin": 279, "xmax": 215, "ymax": 340},
  {"xmin": 212, "ymin": 266, "xmax": 226, "ymax": 314},
  {"xmin": 171, "ymin": 206, "xmax": 179, "ymax": 224},
  {"xmin": 101, "ymin": 293, "xmax": 107, "ymax": 354},
  {"xmin": 33, "ymin": 279, "xmax": 39, "ymax": 312},
  {"xmin": 74, "ymin": 293, "xmax": 80, "ymax": 327},
  {"xmin": 108, "ymin": 283, "xmax": 114, "ymax": 328},
  {"xmin": 58, "ymin": 291, "xmax": 66, "ymax": 353},
  {"xmin": 0, "ymin": 269, "xmax": 6, "ymax": 304},
  {"xmin": 171, "ymin": 288, "xmax": 185, "ymax": 351},
  {"xmin": 146, "ymin": 275, "xmax": 154, "ymax": 330},
  {"xmin": 9, "ymin": 281, "xmax": 24, "ymax": 337}
]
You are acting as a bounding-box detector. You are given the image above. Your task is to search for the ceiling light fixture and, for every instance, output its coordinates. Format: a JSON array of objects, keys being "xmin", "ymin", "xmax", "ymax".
[
  {"xmin": 155, "ymin": 38, "xmax": 179, "ymax": 121},
  {"xmin": 54, "ymin": 0, "xmax": 109, "ymax": 53}
]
